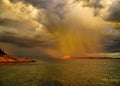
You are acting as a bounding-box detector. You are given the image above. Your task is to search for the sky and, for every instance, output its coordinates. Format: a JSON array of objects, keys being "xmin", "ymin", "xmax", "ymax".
[{"xmin": 0, "ymin": 0, "xmax": 120, "ymax": 58}]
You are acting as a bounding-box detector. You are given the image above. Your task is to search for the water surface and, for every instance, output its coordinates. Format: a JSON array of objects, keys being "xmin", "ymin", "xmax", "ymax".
[{"xmin": 0, "ymin": 59, "xmax": 120, "ymax": 86}]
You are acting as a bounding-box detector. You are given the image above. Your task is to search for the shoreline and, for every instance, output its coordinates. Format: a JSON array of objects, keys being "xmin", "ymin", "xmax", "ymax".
[{"xmin": 0, "ymin": 55, "xmax": 35, "ymax": 63}]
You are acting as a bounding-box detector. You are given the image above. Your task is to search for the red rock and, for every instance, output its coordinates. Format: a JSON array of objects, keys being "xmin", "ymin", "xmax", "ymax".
[
  {"xmin": 0, "ymin": 55, "xmax": 35, "ymax": 63},
  {"xmin": 0, "ymin": 49, "xmax": 35, "ymax": 63}
]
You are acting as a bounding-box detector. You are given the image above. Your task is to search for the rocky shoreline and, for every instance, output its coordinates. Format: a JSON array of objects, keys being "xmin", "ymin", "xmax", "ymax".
[
  {"xmin": 0, "ymin": 55, "xmax": 35, "ymax": 63},
  {"xmin": 0, "ymin": 49, "xmax": 35, "ymax": 63}
]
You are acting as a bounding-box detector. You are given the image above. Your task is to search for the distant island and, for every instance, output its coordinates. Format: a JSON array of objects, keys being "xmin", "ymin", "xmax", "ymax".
[
  {"xmin": 0, "ymin": 49, "xmax": 35, "ymax": 63},
  {"xmin": 75, "ymin": 57, "xmax": 120, "ymax": 59},
  {"xmin": 63, "ymin": 55, "xmax": 120, "ymax": 59}
]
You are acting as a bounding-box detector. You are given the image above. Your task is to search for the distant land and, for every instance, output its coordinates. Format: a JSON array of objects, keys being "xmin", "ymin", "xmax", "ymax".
[
  {"xmin": 73, "ymin": 57, "xmax": 120, "ymax": 59},
  {"xmin": 0, "ymin": 49, "xmax": 35, "ymax": 63},
  {"xmin": 63, "ymin": 55, "xmax": 120, "ymax": 59}
]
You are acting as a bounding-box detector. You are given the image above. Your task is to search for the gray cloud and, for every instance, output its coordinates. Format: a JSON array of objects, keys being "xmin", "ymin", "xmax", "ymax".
[
  {"xmin": 10, "ymin": 0, "xmax": 68, "ymax": 26},
  {"xmin": 0, "ymin": 0, "xmax": 55, "ymax": 48},
  {"xmin": 0, "ymin": 31, "xmax": 54, "ymax": 48},
  {"xmin": 104, "ymin": 36, "xmax": 120, "ymax": 52},
  {"xmin": 73, "ymin": 0, "xmax": 104, "ymax": 16},
  {"xmin": 11, "ymin": 0, "xmax": 52, "ymax": 8},
  {"xmin": 104, "ymin": 0, "xmax": 120, "ymax": 22},
  {"xmin": 73, "ymin": 0, "xmax": 120, "ymax": 53},
  {"xmin": 1, "ymin": 0, "xmax": 120, "ymax": 57},
  {"xmin": 0, "ymin": 18, "xmax": 36, "ymax": 30}
]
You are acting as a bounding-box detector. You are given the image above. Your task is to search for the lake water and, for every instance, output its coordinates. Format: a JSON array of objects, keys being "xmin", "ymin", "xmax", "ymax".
[{"xmin": 0, "ymin": 59, "xmax": 120, "ymax": 86}]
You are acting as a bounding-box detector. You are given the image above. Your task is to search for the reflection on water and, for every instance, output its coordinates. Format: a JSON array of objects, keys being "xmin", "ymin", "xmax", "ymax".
[{"xmin": 0, "ymin": 59, "xmax": 120, "ymax": 86}]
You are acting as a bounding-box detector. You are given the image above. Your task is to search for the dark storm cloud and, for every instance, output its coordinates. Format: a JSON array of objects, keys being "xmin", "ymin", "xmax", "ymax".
[
  {"xmin": 10, "ymin": 0, "xmax": 67, "ymax": 20},
  {"xmin": 0, "ymin": 18, "xmax": 33, "ymax": 29},
  {"xmin": 1, "ymin": 0, "xmax": 120, "ymax": 54},
  {"xmin": 10, "ymin": 0, "xmax": 51, "ymax": 8},
  {"xmin": 102, "ymin": 0, "xmax": 120, "ymax": 52},
  {"xmin": 0, "ymin": 18, "xmax": 18, "ymax": 26},
  {"xmin": 0, "ymin": 0, "xmax": 56, "ymax": 48},
  {"xmin": 22, "ymin": 0, "xmax": 69, "ymax": 31},
  {"xmin": 74, "ymin": 0, "xmax": 120, "ymax": 22},
  {"xmin": 73, "ymin": 0, "xmax": 104, "ymax": 16},
  {"xmin": 104, "ymin": 37, "xmax": 120, "ymax": 52},
  {"xmin": 104, "ymin": 0, "xmax": 120, "ymax": 22},
  {"xmin": 0, "ymin": 31, "xmax": 54, "ymax": 48},
  {"xmin": 74, "ymin": 0, "xmax": 103, "ymax": 8}
]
